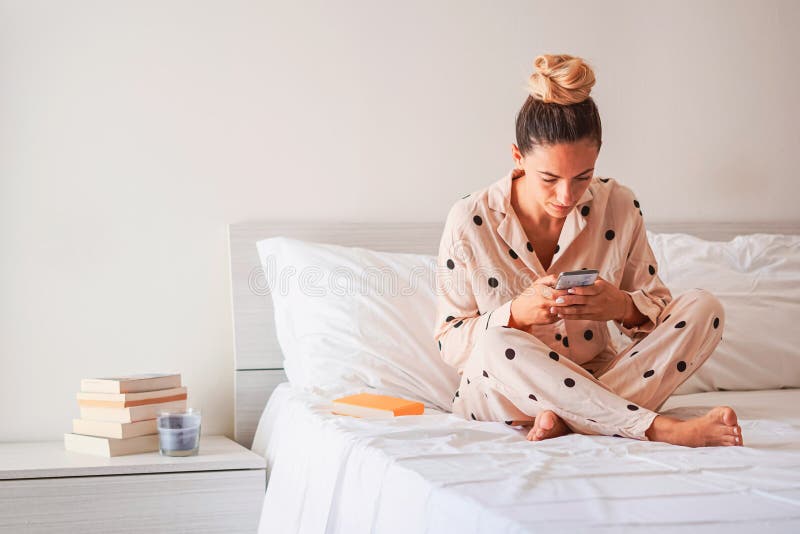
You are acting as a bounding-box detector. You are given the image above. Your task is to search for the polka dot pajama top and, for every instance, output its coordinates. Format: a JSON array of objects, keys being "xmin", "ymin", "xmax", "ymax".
[{"xmin": 434, "ymin": 168, "xmax": 725, "ymax": 440}]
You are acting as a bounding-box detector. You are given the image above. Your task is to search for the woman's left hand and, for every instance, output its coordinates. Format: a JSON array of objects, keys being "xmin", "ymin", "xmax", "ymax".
[{"xmin": 549, "ymin": 276, "xmax": 627, "ymax": 322}]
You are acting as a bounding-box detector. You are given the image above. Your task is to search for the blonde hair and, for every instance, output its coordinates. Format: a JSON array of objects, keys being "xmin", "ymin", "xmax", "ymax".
[
  {"xmin": 527, "ymin": 54, "xmax": 596, "ymax": 105},
  {"xmin": 515, "ymin": 53, "xmax": 602, "ymax": 154}
]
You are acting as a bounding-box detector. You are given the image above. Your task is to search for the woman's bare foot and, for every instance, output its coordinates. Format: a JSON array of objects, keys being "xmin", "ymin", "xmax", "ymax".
[
  {"xmin": 645, "ymin": 406, "xmax": 743, "ymax": 447},
  {"xmin": 526, "ymin": 410, "xmax": 572, "ymax": 441}
]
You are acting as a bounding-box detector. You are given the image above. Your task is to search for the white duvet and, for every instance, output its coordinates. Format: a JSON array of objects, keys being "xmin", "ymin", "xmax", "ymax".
[{"xmin": 252, "ymin": 383, "xmax": 800, "ymax": 533}]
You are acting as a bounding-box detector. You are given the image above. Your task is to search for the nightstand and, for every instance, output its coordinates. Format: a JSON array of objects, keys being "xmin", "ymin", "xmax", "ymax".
[{"xmin": 0, "ymin": 435, "xmax": 266, "ymax": 533}]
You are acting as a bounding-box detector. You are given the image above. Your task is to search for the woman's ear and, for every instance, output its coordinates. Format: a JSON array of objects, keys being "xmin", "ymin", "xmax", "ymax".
[{"xmin": 511, "ymin": 144, "xmax": 524, "ymax": 168}]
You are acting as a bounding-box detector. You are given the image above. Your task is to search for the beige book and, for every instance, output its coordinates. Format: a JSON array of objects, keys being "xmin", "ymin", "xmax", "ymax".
[
  {"xmin": 77, "ymin": 387, "xmax": 188, "ymax": 408},
  {"xmin": 80, "ymin": 373, "xmax": 181, "ymax": 394},
  {"xmin": 79, "ymin": 399, "xmax": 187, "ymax": 423},
  {"xmin": 72, "ymin": 418, "xmax": 158, "ymax": 439},
  {"xmin": 64, "ymin": 433, "xmax": 159, "ymax": 457}
]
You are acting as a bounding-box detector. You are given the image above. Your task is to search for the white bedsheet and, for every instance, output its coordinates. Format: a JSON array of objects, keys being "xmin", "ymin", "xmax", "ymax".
[{"xmin": 252, "ymin": 384, "xmax": 800, "ymax": 533}]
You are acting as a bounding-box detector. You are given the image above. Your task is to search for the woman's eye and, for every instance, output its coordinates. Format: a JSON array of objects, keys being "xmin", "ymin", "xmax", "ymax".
[{"xmin": 542, "ymin": 177, "xmax": 590, "ymax": 183}]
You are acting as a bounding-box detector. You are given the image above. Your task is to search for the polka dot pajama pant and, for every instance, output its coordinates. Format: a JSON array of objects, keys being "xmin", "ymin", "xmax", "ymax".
[{"xmin": 451, "ymin": 289, "xmax": 725, "ymax": 440}]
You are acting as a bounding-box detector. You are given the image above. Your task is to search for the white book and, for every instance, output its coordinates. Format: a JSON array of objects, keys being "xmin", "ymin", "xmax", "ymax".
[
  {"xmin": 80, "ymin": 373, "xmax": 181, "ymax": 394},
  {"xmin": 64, "ymin": 433, "xmax": 159, "ymax": 457},
  {"xmin": 72, "ymin": 418, "xmax": 158, "ymax": 439},
  {"xmin": 79, "ymin": 399, "xmax": 187, "ymax": 423}
]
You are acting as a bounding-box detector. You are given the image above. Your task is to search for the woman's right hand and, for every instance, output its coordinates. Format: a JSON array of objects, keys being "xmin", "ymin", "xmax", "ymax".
[{"xmin": 508, "ymin": 274, "xmax": 569, "ymax": 328}]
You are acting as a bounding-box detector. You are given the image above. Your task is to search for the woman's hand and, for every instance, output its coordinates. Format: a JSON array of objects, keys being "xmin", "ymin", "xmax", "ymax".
[
  {"xmin": 509, "ymin": 274, "xmax": 570, "ymax": 328},
  {"xmin": 549, "ymin": 276, "xmax": 627, "ymax": 322}
]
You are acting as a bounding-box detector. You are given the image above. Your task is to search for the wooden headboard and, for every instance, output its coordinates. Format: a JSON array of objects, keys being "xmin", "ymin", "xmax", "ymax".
[{"xmin": 228, "ymin": 220, "xmax": 800, "ymax": 447}]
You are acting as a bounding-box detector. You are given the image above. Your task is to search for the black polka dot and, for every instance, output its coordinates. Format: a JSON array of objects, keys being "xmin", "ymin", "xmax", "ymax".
[
  {"xmin": 455, "ymin": 390, "xmax": 459, "ymax": 397},
  {"xmin": 461, "ymin": 193, "xmax": 470, "ymax": 199},
  {"xmin": 663, "ymin": 314, "xmax": 671, "ymax": 321},
  {"xmin": 675, "ymin": 320, "xmax": 686, "ymax": 329},
  {"xmin": 581, "ymin": 206, "xmax": 590, "ymax": 216},
  {"xmin": 713, "ymin": 317, "xmax": 720, "ymax": 329},
  {"xmin": 505, "ymin": 348, "xmax": 516, "ymax": 360},
  {"xmin": 446, "ymin": 259, "xmax": 455, "ymax": 270},
  {"xmin": 630, "ymin": 351, "xmax": 639, "ymax": 358},
  {"xmin": 549, "ymin": 351, "xmax": 559, "ymax": 361},
  {"xmin": 554, "ymin": 244, "xmax": 560, "ymax": 254},
  {"xmin": 505, "ymin": 420, "xmax": 513, "ymax": 425},
  {"xmin": 643, "ymin": 369, "xmax": 655, "ymax": 378},
  {"xmin": 613, "ymin": 433, "xmax": 622, "ymax": 437},
  {"xmin": 526, "ymin": 242, "xmax": 534, "ymax": 252},
  {"xmin": 471, "ymin": 413, "xmax": 476, "ymax": 420},
  {"xmin": 446, "ymin": 315, "xmax": 455, "ymax": 322},
  {"xmin": 564, "ymin": 378, "xmax": 575, "ymax": 387},
  {"xmin": 482, "ymin": 370, "xmax": 489, "ymax": 378},
  {"xmin": 555, "ymin": 333, "xmax": 562, "ymax": 341},
  {"xmin": 627, "ymin": 404, "xmax": 639, "ymax": 411},
  {"xmin": 600, "ymin": 178, "xmax": 610, "ymax": 183},
  {"xmin": 562, "ymin": 336, "xmax": 569, "ymax": 348},
  {"xmin": 648, "ymin": 265, "xmax": 655, "ymax": 275},
  {"xmin": 466, "ymin": 378, "xmax": 470, "ymax": 384},
  {"xmin": 509, "ymin": 249, "xmax": 518, "ymax": 260},
  {"xmin": 488, "ymin": 277, "xmax": 499, "ymax": 288},
  {"xmin": 438, "ymin": 340, "xmax": 441, "ymax": 350},
  {"xmin": 529, "ymin": 393, "xmax": 537, "ymax": 401},
  {"xmin": 605, "ymin": 230, "xmax": 615, "ymax": 240},
  {"xmin": 587, "ymin": 418, "xmax": 597, "ymax": 423},
  {"xmin": 584, "ymin": 329, "xmax": 593, "ymax": 341},
  {"xmin": 473, "ymin": 215, "xmax": 482, "ymax": 226},
  {"xmin": 677, "ymin": 361, "xmax": 687, "ymax": 372},
  {"xmin": 453, "ymin": 320, "xmax": 464, "ymax": 328},
  {"xmin": 633, "ymin": 199, "xmax": 640, "ymax": 208},
  {"xmin": 639, "ymin": 209, "xmax": 643, "ymax": 216}
]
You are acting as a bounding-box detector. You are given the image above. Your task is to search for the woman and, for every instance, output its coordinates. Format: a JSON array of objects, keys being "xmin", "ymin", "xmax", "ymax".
[{"xmin": 434, "ymin": 54, "xmax": 742, "ymax": 447}]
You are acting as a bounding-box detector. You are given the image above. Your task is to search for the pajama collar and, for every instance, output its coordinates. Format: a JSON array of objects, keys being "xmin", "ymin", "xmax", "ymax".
[{"xmin": 488, "ymin": 168, "xmax": 596, "ymax": 276}]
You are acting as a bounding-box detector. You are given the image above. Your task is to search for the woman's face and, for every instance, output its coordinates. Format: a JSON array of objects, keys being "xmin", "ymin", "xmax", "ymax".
[{"xmin": 511, "ymin": 138, "xmax": 600, "ymax": 220}]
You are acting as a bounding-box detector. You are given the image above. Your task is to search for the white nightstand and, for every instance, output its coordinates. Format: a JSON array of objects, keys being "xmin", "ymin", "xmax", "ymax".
[{"xmin": 0, "ymin": 435, "xmax": 266, "ymax": 533}]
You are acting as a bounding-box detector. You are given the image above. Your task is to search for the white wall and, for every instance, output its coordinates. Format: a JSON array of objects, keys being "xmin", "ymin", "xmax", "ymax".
[{"xmin": 2, "ymin": 0, "xmax": 798, "ymax": 441}]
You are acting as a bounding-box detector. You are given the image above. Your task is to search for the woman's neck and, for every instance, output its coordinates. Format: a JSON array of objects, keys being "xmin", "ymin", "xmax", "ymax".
[{"xmin": 511, "ymin": 175, "xmax": 563, "ymax": 236}]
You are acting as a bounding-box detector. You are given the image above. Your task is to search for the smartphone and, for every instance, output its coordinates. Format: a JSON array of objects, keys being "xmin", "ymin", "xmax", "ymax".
[{"xmin": 554, "ymin": 269, "xmax": 599, "ymax": 290}]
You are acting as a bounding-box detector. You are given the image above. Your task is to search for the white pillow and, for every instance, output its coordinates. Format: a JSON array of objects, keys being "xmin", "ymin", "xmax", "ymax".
[
  {"xmin": 640, "ymin": 232, "xmax": 800, "ymax": 394},
  {"xmin": 256, "ymin": 237, "xmax": 460, "ymax": 411}
]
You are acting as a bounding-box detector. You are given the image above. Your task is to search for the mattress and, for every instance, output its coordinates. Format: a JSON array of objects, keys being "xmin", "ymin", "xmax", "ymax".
[{"xmin": 251, "ymin": 383, "xmax": 800, "ymax": 533}]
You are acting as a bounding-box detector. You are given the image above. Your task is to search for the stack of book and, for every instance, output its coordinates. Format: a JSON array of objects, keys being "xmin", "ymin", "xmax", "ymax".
[{"xmin": 64, "ymin": 373, "xmax": 185, "ymax": 457}]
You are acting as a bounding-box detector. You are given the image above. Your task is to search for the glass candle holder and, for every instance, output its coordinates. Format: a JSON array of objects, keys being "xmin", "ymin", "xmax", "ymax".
[{"xmin": 157, "ymin": 408, "xmax": 201, "ymax": 457}]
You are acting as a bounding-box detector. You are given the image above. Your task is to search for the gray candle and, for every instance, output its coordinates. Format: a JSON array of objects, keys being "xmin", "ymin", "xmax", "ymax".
[{"xmin": 157, "ymin": 409, "xmax": 201, "ymax": 456}]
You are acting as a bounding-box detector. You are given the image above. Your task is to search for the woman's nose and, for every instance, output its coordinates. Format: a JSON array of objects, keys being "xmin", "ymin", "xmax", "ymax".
[{"xmin": 557, "ymin": 186, "xmax": 576, "ymax": 205}]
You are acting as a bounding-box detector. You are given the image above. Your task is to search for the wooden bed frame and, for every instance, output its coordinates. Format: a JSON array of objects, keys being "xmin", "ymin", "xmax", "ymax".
[{"xmin": 228, "ymin": 220, "xmax": 800, "ymax": 447}]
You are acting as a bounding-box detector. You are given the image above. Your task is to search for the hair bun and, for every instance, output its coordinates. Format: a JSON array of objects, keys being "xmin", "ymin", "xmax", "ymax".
[{"xmin": 528, "ymin": 54, "xmax": 596, "ymax": 105}]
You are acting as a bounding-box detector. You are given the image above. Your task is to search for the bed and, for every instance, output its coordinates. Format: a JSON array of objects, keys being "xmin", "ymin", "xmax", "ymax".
[{"xmin": 228, "ymin": 220, "xmax": 800, "ymax": 533}]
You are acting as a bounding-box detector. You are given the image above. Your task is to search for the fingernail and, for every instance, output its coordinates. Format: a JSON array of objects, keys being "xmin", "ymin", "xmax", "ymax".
[
  {"xmin": 556, "ymin": 297, "xmax": 565, "ymax": 304},
  {"xmin": 568, "ymin": 288, "xmax": 575, "ymax": 294},
  {"xmin": 550, "ymin": 307, "xmax": 556, "ymax": 313}
]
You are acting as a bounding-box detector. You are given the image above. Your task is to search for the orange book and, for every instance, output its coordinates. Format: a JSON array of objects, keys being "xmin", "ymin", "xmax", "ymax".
[
  {"xmin": 77, "ymin": 387, "xmax": 188, "ymax": 408},
  {"xmin": 332, "ymin": 392, "xmax": 424, "ymax": 418}
]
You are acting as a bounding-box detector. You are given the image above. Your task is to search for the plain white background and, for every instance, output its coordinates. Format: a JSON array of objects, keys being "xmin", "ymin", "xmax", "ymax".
[{"xmin": 1, "ymin": 0, "xmax": 798, "ymax": 441}]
